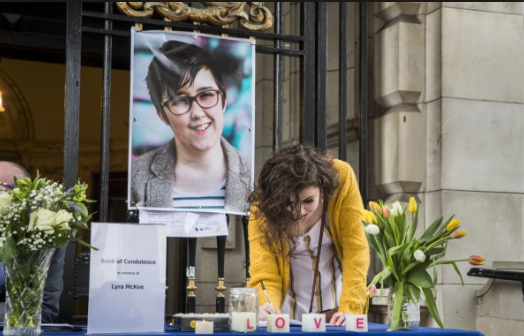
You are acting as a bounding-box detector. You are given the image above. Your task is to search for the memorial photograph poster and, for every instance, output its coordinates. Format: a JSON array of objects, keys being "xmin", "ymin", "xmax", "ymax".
[{"xmin": 128, "ymin": 29, "xmax": 255, "ymax": 216}]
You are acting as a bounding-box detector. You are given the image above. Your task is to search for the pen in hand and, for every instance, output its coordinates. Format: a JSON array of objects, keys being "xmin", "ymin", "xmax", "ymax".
[
  {"xmin": 259, "ymin": 281, "xmax": 280, "ymax": 321},
  {"xmin": 260, "ymin": 281, "xmax": 273, "ymax": 307}
]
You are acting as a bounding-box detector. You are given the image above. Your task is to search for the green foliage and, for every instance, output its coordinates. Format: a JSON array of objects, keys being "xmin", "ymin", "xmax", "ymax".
[
  {"xmin": 0, "ymin": 237, "xmax": 17, "ymax": 265},
  {"xmin": 364, "ymin": 199, "xmax": 474, "ymax": 331},
  {"xmin": 0, "ymin": 172, "xmax": 98, "ymax": 264},
  {"xmin": 423, "ymin": 288, "xmax": 444, "ymax": 330}
]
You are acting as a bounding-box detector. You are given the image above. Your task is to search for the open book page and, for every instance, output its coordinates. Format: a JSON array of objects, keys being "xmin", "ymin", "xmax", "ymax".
[{"xmin": 259, "ymin": 319, "xmax": 302, "ymax": 327}]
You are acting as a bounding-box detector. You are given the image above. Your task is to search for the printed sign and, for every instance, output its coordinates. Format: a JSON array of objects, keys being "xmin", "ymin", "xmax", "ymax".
[
  {"xmin": 139, "ymin": 210, "xmax": 228, "ymax": 237},
  {"xmin": 87, "ymin": 223, "xmax": 167, "ymax": 334}
]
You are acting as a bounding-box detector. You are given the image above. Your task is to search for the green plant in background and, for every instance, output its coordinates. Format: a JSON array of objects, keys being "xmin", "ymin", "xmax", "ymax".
[{"xmin": 362, "ymin": 197, "xmax": 485, "ymax": 331}]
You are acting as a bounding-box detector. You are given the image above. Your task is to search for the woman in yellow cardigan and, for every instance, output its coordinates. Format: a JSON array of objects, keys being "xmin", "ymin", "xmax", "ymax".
[{"xmin": 248, "ymin": 145, "xmax": 369, "ymax": 326}]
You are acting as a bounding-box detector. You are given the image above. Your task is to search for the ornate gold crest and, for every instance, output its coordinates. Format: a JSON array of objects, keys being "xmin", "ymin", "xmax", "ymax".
[{"xmin": 116, "ymin": 2, "xmax": 274, "ymax": 31}]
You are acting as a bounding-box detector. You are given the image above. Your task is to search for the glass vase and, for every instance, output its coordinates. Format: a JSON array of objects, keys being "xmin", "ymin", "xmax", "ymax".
[
  {"xmin": 387, "ymin": 287, "xmax": 420, "ymax": 331},
  {"xmin": 3, "ymin": 248, "xmax": 55, "ymax": 336}
]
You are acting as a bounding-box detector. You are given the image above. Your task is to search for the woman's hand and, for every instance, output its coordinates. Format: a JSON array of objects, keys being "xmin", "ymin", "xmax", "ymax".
[
  {"xmin": 329, "ymin": 312, "xmax": 346, "ymax": 326},
  {"xmin": 258, "ymin": 303, "xmax": 280, "ymax": 321}
]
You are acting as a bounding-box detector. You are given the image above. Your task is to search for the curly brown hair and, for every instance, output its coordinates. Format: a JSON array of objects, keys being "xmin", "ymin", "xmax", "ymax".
[{"xmin": 248, "ymin": 144, "xmax": 340, "ymax": 258}]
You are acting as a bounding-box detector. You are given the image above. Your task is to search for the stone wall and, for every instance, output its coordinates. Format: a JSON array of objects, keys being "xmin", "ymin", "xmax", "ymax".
[{"xmin": 371, "ymin": 2, "xmax": 524, "ymax": 333}]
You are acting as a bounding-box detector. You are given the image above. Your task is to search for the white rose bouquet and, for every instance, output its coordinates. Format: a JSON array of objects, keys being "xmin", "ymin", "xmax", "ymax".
[{"xmin": 0, "ymin": 173, "xmax": 97, "ymax": 333}]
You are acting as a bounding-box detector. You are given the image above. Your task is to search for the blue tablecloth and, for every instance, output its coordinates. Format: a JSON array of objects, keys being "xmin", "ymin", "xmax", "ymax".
[{"xmin": 39, "ymin": 323, "xmax": 485, "ymax": 335}]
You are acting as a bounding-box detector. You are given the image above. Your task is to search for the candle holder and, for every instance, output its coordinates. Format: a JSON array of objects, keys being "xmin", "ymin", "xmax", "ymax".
[
  {"xmin": 172, "ymin": 313, "xmax": 229, "ymax": 331},
  {"xmin": 228, "ymin": 288, "xmax": 258, "ymax": 332}
]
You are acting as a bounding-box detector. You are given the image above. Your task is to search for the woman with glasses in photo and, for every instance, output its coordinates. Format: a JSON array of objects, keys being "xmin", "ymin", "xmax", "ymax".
[{"xmin": 131, "ymin": 40, "xmax": 251, "ymax": 213}]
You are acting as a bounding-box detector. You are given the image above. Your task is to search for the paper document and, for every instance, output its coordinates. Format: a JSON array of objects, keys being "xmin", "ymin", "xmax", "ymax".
[
  {"xmin": 259, "ymin": 319, "xmax": 303, "ymax": 327},
  {"xmin": 139, "ymin": 210, "xmax": 228, "ymax": 237},
  {"xmin": 88, "ymin": 223, "xmax": 166, "ymax": 334}
]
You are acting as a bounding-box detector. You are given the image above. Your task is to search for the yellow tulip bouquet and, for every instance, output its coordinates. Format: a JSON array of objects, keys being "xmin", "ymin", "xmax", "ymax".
[{"xmin": 362, "ymin": 198, "xmax": 484, "ymax": 331}]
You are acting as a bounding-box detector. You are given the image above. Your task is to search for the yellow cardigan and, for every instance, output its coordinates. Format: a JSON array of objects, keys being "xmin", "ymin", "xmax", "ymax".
[{"xmin": 248, "ymin": 159, "xmax": 369, "ymax": 314}]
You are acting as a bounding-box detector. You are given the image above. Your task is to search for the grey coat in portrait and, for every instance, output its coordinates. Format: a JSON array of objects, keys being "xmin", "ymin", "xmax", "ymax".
[{"xmin": 131, "ymin": 137, "xmax": 251, "ymax": 213}]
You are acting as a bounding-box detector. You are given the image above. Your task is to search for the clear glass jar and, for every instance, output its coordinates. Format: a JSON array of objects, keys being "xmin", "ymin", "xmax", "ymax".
[
  {"xmin": 387, "ymin": 287, "xmax": 420, "ymax": 331},
  {"xmin": 228, "ymin": 288, "xmax": 259, "ymax": 332}
]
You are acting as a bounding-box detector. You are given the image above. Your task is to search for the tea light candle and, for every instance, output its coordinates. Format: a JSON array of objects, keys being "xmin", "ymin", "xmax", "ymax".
[
  {"xmin": 302, "ymin": 314, "xmax": 325, "ymax": 332},
  {"xmin": 346, "ymin": 314, "xmax": 368, "ymax": 332},
  {"xmin": 267, "ymin": 314, "xmax": 289, "ymax": 333},
  {"xmin": 195, "ymin": 320, "xmax": 214, "ymax": 334},
  {"xmin": 231, "ymin": 312, "xmax": 257, "ymax": 332}
]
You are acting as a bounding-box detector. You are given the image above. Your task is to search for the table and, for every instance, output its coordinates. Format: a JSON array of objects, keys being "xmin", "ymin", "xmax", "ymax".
[{"xmin": 38, "ymin": 323, "xmax": 485, "ymax": 335}]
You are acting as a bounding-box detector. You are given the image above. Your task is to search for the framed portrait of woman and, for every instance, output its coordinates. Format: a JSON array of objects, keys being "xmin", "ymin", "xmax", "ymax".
[{"xmin": 128, "ymin": 29, "xmax": 255, "ymax": 216}]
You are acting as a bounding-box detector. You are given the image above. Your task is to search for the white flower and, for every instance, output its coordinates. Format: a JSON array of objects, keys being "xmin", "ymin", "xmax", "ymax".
[
  {"xmin": 414, "ymin": 250, "xmax": 426, "ymax": 262},
  {"xmin": 364, "ymin": 224, "xmax": 380, "ymax": 235},
  {"xmin": 54, "ymin": 210, "xmax": 73, "ymax": 231},
  {"xmin": 28, "ymin": 208, "xmax": 56, "ymax": 232},
  {"xmin": 390, "ymin": 201, "xmax": 404, "ymax": 217},
  {"xmin": 0, "ymin": 192, "xmax": 12, "ymax": 214}
]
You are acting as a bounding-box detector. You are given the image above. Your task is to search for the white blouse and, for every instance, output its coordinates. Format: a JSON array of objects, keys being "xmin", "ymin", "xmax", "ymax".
[{"xmin": 280, "ymin": 216, "xmax": 343, "ymax": 321}]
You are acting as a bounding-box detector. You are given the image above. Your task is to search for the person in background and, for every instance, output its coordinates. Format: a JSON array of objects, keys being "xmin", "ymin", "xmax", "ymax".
[
  {"xmin": 131, "ymin": 40, "xmax": 251, "ymax": 213},
  {"xmin": 247, "ymin": 145, "xmax": 369, "ymax": 326},
  {"xmin": 0, "ymin": 161, "xmax": 66, "ymax": 322}
]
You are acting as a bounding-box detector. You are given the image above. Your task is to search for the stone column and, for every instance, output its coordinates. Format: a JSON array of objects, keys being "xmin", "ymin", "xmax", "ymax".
[
  {"xmin": 373, "ymin": 2, "xmax": 426, "ymax": 204},
  {"xmin": 372, "ymin": 2, "xmax": 524, "ymax": 332}
]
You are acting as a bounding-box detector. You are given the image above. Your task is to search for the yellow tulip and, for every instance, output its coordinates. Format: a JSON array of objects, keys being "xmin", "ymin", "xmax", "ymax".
[
  {"xmin": 362, "ymin": 210, "xmax": 370, "ymax": 224},
  {"xmin": 446, "ymin": 219, "xmax": 460, "ymax": 231},
  {"xmin": 369, "ymin": 201, "xmax": 382, "ymax": 214},
  {"xmin": 452, "ymin": 230, "xmax": 467, "ymax": 239},
  {"xmin": 362, "ymin": 210, "xmax": 377, "ymax": 224},
  {"xmin": 468, "ymin": 255, "xmax": 485, "ymax": 266},
  {"xmin": 367, "ymin": 285, "xmax": 376, "ymax": 298},
  {"xmin": 382, "ymin": 205, "xmax": 390, "ymax": 218},
  {"xmin": 408, "ymin": 197, "xmax": 417, "ymax": 213}
]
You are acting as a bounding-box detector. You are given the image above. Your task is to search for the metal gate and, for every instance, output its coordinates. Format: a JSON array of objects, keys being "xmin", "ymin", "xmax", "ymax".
[{"xmin": 60, "ymin": 2, "xmax": 368, "ymax": 323}]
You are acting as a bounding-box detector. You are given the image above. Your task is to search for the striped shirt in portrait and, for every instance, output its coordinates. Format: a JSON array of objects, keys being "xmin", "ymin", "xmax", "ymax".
[{"xmin": 172, "ymin": 179, "xmax": 226, "ymax": 210}]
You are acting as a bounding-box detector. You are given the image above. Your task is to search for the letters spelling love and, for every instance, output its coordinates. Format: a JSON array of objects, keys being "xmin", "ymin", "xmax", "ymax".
[
  {"xmin": 231, "ymin": 312, "xmax": 257, "ymax": 333},
  {"xmin": 302, "ymin": 314, "xmax": 326, "ymax": 332},
  {"xmin": 346, "ymin": 314, "xmax": 368, "ymax": 332},
  {"xmin": 267, "ymin": 314, "xmax": 290, "ymax": 333}
]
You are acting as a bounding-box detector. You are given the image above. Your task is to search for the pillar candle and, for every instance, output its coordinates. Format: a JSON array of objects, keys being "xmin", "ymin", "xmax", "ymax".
[
  {"xmin": 231, "ymin": 312, "xmax": 257, "ymax": 332},
  {"xmin": 195, "ymin": 320, "xmax": 214, "ymax": 334},
  {"xmin": 267, "ymin": 314, "xmax": 290, "ymax": 333},
  {"xmin": 346, "ymin": 314, "xmax": 368, "ymax": 332},
  {"xmin": 302, "ymin": 314, "xmax": 326, "ymax": 332}
]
